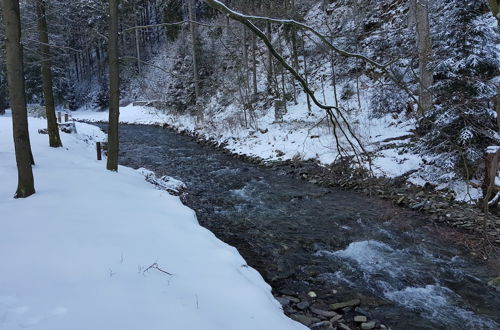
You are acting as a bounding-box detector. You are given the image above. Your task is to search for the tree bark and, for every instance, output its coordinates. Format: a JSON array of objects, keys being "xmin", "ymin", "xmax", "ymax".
[
  {"xmin": 412, "ymin": 0, "xmax": 433, "ymax": 114},
  {"xmin": 134, "ymin": 3, "xmax": 142, "ymax": 74},
  {"xmin": 242, "ymin": 26, "xmax": 250, "ymax": 94},
  {"xmin": 107, "ymin": 0, "xmax": 120, "ymax": 172},
  {"xmin": 265, "ymin": 20, "xmax": 273, "ymax": 92},
  {"xmin": 36, "ymin": 0, "xmax": 62, "ymax": 148},
  {"xmin": 488, "ymin": 0, "xmax": 500, "ymax": 27},
  {"xmin": 2, "ymin": 0, "xmax": 35, "ymax": 198},
  {"xmin": 188, "ymin": 0, "xmax": 200, "ymax": 101},
  {"xmin": 251, "ymin": 31, "xmax": 258, "ymax": 96},
  {"xmin": 302, "ymin": 34, "xmax": 311, "ymax": 113},
  {"xmin": 488, "ymin": 1, "xmax": 500, "ymax": 132}
]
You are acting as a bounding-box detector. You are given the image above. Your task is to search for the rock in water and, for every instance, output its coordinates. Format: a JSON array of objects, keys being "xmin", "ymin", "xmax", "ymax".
[
  {"xmin": 308, "ymin": 291, "xmax": 318, "ymax": 298},
  {"xmin": 290, "ymin": 314, "xmax": 311, "ymax": 326},
  {"xmin": 296, "ymin": 301, "xmax": 310, "ymax": 310},
  {"xmin": 354, "ymin": 315, "xmax": 367, "ymax": 323},
  {"xmin": 330, "ymin": 298, "xmax": 361, "ymax": 310},
  {"xmin": 310, "ymin": 306, "xmax": 339, "ymax": 318},
  {"xmin": 488, "ymin": 276, "xmax": 500, "ymax": 291},
  {"xmin": 276, "ymin": 297, "xmax": 290, "ymax": 306},
  {"xmin": 361, "ymin": 321, "xmax": 376, "ymax": 329}
]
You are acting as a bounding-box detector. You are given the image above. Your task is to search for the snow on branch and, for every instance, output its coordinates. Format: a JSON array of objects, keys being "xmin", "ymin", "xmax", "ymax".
[{"xmin": 205, "ymin": 0, "xmax": 420, "ymax": 111}]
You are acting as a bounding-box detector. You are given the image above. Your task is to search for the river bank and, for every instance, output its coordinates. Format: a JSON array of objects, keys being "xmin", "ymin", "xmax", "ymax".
[
  {"xmin": 72, "ymin": 106, "xmax": 499, "ymax": 252},
  {"xmin": 92, "ymin": 122, "xmax": 500, "ymax": 330}
]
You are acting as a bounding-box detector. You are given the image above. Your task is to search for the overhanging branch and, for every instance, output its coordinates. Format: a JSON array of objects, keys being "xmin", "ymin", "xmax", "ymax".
[
  {"xmin": 206, "ymin": 0, "xmax": 420, "ymax": 110},
  {"xmin": 206, "ymin": 0, "xmax": 372, "ymax": 167}
]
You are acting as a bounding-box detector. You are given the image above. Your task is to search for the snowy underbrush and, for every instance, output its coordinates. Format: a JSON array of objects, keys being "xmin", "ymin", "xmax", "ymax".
[{"xmin": 0, "ymin": 113, "xmax": 305, "ymax": 330}]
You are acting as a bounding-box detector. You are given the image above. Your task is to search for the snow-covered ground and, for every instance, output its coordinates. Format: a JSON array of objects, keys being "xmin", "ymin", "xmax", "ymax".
[{"xmin": 0, "ymin": 113, "xmax": 306, "ymax": 330}]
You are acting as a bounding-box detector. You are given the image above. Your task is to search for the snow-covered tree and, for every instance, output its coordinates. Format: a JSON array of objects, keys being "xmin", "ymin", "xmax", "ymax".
[{"xmin": 422, "ymin": 0, "xmax": 499, "ymax": 174}]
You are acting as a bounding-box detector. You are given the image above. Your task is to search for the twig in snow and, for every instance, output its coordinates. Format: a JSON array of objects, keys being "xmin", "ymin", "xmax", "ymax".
[{"xmin": 143, "ymin": 262, "xmax": 174, "ymax": 276}]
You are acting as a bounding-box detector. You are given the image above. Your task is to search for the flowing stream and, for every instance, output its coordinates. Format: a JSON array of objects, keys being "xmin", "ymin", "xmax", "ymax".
[{"xmin": 102, "ymin": 124, "xmax": 500, "ymax": 329}]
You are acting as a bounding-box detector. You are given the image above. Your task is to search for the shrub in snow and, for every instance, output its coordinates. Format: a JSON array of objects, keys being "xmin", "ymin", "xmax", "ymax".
[
  {"xmin": 370, "ymin": 82, "xmax": 409, "ymax": 118},
  {"xmin": 27, "ymin": 104, "xmax": 47, "ymax": 119},
  {"xmin": 95, "ymin": 80, "xmax": 110, "ymax": 110}
]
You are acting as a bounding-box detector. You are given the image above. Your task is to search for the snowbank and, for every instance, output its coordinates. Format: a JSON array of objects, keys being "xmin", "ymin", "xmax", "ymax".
[{"xmin": 0, "ymin": 113, "xmax": 305, "ymax": 330}]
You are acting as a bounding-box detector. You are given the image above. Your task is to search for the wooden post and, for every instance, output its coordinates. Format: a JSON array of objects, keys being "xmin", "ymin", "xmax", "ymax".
[
  {"xmin": 96, "ymin": 142, "xmax": 102, "ymax": 160},
  {"xmin": 57, "ymin": 111, "xmax": 61, "ymax": 123},
  {"xmin": 64, "ymin": 113, "xmax": 69, "ymax": 122}
]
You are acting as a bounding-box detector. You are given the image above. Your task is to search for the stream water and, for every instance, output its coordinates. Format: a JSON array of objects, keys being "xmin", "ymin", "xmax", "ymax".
[{"xmin": 103, "ymin": 124, "xmax": 500, "ymax": 329}]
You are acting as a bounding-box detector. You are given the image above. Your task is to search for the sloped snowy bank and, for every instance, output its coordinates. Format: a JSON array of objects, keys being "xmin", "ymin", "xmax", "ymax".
[{"xmin": 0, "ymin": 114, "xmax": 305, "ymax": 330}]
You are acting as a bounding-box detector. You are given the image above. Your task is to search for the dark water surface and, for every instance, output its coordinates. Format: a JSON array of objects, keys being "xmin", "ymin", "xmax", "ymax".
[{"xmin": 104, "ymin": 124, "xmax": 500, "ymax": 329}]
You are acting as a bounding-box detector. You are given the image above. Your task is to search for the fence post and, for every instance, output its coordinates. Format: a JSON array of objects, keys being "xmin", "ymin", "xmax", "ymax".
[{"xmin": 96, "ymin": 142, "xmax": 102, "ymax": 161}]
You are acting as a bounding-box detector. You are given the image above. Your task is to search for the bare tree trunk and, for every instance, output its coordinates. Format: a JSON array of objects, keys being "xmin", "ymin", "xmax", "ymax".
[
  {"xmin": 2, "ymin": 0, "xmax": 35, "ymax": 198},
  {"xmin": 488, "ymin": 1, "xmax": 500, "ymax": 132},
  {"xmin": 251, "ymin": 31, "xmax": 258, "ymax": 96},
  {"xmin": 242, "ymin": 26, "xmax": 250, "ymax": 94},
  {"xmin": 412, "ymin": 0, "xmax": 433, "ymax": 114},
  {"xmin": 134, "ymin": 3, "xmax": 142, "ymax": 74},
  {"xmin": 36, "ymin": 0, "xmax": 62, "ymax": 148},
  {"xmin": 330, "ymin": 53, "xmax": 339, "ymax": 109},
  {"xmin": 301, "ymin": 34, "xmax": 312, "ymax": 113},
  {"xmin": 188, "ymin": 0, "xmax": 200, "ymax": 101},
  {"xmin": 266, "ymin": 20, "xmax": 273, "ymax": 92},
  {"xmin": 74, "ymin": 53, "xmax": 80, "ymax": 81},
  {"xmin": 263, "ymin": 1, "xmax": 274, "ymax": 93},
  {"xmin": 107, "ymin": 0, "xmax": 120, "ymax": 172},
  {"xmin": 488, "ymin": 0, "xmax": 500, "ymax": 27},
  {"xmin": 96, "ymin": 45, "xmax": 103, "ymax": 77}
]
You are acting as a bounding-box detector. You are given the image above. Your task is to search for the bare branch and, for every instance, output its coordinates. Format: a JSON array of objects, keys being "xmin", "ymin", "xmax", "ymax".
[{"xmin": 205, "ymin": 0, "xmax": 420, "ymax": 110}]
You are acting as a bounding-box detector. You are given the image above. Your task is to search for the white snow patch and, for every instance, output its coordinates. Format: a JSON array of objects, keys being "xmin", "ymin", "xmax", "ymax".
[{"xmin": 0, "ymin": 115, "xmax": 306, "ymax": 330}]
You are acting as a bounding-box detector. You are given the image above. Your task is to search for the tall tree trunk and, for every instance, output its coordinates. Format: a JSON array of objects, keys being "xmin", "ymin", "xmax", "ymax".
[
  {"xmin": 265, "ymin": 20, "xmax": 273, "ymax": 92},
  {"xmin": 251, "ymin": 31, "xmax": 258, "ymax": 96},
  {"xmin": 264, "ymin": 0, "xmax": 274, "ymax": 92},
  {"xmin": 242, "ymin": 26, "xmax": 250, "ymax": 94},
  {"xmin": 107, "ymin": 0, "xmax": 120, "ymax": 172},
  {"xmin": 73, "ymin": 53, "xmax": 80, "ymax": 81},
  {"xmin": 2, "ymin": 0, "xmax": 35, "ymax": 198},
  {"xmin": 301, "ymin": 34, "xmax": 311, "ymax": 113},
  {"xmin": 36, "ymin": 0, "xmax": 62, "ymax": 148},
  {"xmin": 488, "ymin": 1, "xmax": 500, "ymax": 132},
  {"xmin": 188, "ymin": 0, "xmax": 200, "ymax": 101},
  {"xmin": 95, "ymin": 45, "xmax": 102, "ymax": 76},
  {"xmin": 134, "ymin": 3, "xmax": 142, "ymax": 74},
  {"xmin": 412, "ymin": 0, "xmax": 433, "ymax": 114}
]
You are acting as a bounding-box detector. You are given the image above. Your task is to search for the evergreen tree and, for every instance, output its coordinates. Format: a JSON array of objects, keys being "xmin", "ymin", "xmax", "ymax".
[{"xmin": 422, "ymin": 0, "xmax": 499, "ymax": 173}]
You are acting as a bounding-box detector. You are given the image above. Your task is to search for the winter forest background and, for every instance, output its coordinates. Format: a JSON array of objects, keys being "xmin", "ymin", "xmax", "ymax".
[{"xmin": 0, "ymin": 0, "xmax": 499, "ymax": 193}]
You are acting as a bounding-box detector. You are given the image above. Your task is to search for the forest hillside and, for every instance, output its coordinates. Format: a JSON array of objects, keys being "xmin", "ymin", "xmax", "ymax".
[{"xmin": 1, "ymin": 0, "xmax": 499, "ymax": 198}]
